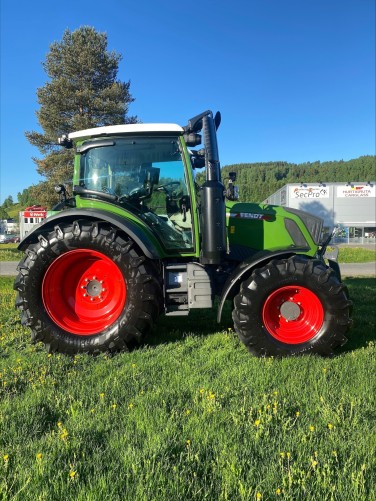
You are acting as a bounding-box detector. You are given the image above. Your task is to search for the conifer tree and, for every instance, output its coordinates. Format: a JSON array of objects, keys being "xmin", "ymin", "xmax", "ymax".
[{"xmin": 25, "ymin": 26, "xmax": 137, "ymax": 207}]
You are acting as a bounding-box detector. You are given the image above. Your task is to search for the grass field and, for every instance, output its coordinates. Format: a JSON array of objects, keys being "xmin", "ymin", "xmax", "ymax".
[
  {"xmin": 0, "ymin": 275, "xmax": 375, "ymax": 500},
  {"xmin": 0, "ymin": 244, "xmax": 376, "ymax": 264}
]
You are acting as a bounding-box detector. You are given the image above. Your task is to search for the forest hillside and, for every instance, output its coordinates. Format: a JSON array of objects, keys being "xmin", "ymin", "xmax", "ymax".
[{"xmin": 216, "ymin": 155, "xmax": 375, "ymax": 203}]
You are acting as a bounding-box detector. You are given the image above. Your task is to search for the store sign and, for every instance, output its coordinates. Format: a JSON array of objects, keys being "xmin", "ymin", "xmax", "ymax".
[
  {"xmin": 23, "ymin": 210, "xmax": 47, "ymax": 218},
  {"xmin": 290, "ymin": 186, "xmax": 329, "ymax": 199},
  {"xmin": 337, "ymin": 185, "xmax": 375, "ymax": 198}
]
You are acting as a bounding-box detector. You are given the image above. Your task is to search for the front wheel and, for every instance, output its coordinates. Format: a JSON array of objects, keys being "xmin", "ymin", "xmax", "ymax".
[
  {"xmin": 232, "ymin": 255, "xmax": 352, "ymax": 357},
  {"xmin": 14, "ymin": 220, "xmax": 161, "ymax": 355}
]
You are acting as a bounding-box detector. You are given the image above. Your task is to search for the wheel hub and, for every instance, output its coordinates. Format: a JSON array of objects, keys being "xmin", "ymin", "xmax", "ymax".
[
  {"xmin": 279, "ymin": 300, "xmax": 301, "ymax": 321},
  {"xmin": 81, "ymin": 277, "xmax": 104, "ymax": 300}
]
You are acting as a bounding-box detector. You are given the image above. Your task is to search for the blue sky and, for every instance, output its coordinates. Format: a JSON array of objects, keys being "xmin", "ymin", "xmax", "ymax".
[{"xmin": 1, "ymin": 0, "xmax": 375, "ymax": 204}]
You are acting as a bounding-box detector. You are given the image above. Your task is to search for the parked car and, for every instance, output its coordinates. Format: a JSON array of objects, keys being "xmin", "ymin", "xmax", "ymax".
[{"xmin": 0, "ymin": 234, "xmax": 20, "ymax": 243}]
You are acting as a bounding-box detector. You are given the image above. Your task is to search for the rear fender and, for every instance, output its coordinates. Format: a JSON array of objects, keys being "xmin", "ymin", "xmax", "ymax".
[
  {"xmin": 18, "ymin": 208, "xmax": 163, "ymax": 259},
  {"xmin": 217, "ymin": 250, "xmax": 297, "ymax": 322}
]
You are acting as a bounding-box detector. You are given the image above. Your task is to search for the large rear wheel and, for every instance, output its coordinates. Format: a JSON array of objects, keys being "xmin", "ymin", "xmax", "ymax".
[
  {"xmin": 232, "ymin": 255, "xmax": 352, "ymax": 357},
  {"xmin": 14, "ymin": 220, "xmax": 161, "ymax": 355}
]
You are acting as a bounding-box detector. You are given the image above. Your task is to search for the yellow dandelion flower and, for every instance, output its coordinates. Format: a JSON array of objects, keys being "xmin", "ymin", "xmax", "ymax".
[
  {"xmin": 60, "ymin": 429, "xmax": 68, "ymax": 440},
  {"xmin": 328, "ymin": 423, "xmax": 333, "ymax": 430},
  {"xmin": 254, "ymin": 419, "xmax": 261, "ymax": 427},
  {"xmin": 112, "ymin": 403, "xmax": 117, "ymax": 410},
  {"xmin": 186, "ymin": 439, "xmax": 191, "ymax": 447},
  {"xmin": 276, "ymin": 488, "xmax": 282, "ymax": 495},
  {"xmin": 286, "ymin": 452, "xmax": 291, "ymax": 459},
  {"xmin": 128, "ymin": 402, "xmax": 134, "ymax": 409},
  {"xmin": 311, "ymin": 460, "xmax": 318, "ymax": 467},
  {"xmin": 57, "ymin": 422, "xmax": 63, "ymax": 428},
  {"xmin": 185, "ymin": 409, "xmax": 191, "ymax": 415},
  {"xmin": 99, "ymin": 393, "xmax": 105, "ymax": 399},
  {"xmin": 3, "ymin": 455, "xmax": 9, "ymax": 462},
  {"xmin": 296, "ymin": 411, "xmax": 300, "ymax": 417},
  {"xmin": 132, "ymin": 363, "xmax": 136, "ymax": 368},
  {"xmin": 309, "ymin": 425, "xmax": 315, "ymax": 432},
  {"xmin": 256, "ymin": 492, "xmax": 262, "ymax": 500},
  {"xmin": 69, "ymin": 470, "xmax": 77, "ymax": 479},
  {"xmin": 279, "ymin": 452, "xmax": 285, "ymax": 458},
  {"xmin": 47, "ymin": 353, "xmax": 52, "ymax": 358},
  {"xmin": 199, "ymin": 388, "xmax": 205, "ymax": 394},
  {"xmin": 36, "ymin": 453, "xmax": 43, "ymax": 460}
]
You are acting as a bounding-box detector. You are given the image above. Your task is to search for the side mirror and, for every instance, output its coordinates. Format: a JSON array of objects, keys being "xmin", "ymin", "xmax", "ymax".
[
  {"xmin": 214, "ymin": 111, "xmax": 221, "ymax": 130},
  {"xmin": 225, "ymin": 173, "xmax": 239, "ymax": 201}
]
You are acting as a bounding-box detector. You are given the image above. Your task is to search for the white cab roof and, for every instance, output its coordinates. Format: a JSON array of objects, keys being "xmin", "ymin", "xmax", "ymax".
[{"xmin": 68, "ymin": 123, "xmax": 184, "ymax": 141}]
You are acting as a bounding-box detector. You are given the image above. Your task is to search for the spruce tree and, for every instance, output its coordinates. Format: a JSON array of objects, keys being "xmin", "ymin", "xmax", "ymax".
[{"xmin": 25, "ymin": 26, "xmax": 137, "ymax": 207}]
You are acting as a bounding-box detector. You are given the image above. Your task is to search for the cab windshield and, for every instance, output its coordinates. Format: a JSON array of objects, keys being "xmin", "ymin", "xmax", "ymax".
[{"xmin": 79, "ymin": 136, "xmax": 193, "ymax": 250}]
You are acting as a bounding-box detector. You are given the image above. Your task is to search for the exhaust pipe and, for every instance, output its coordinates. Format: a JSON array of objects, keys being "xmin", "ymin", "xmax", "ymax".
[{"xmin": 199, "ymin": 112, "xmax": 226, "ymax": 264}]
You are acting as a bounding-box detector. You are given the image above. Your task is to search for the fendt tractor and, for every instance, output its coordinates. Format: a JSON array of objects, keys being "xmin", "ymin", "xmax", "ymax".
[{"xmin": 14, "ymin": 110, "xmax": 352, "ymax": 357}]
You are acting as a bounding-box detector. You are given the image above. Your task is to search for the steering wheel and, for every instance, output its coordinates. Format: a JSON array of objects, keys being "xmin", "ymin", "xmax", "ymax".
[
  {"xmin": 156, "ymin": 182, "xmax": 181, "ymax": 194},
  {"xmin": 118, "ymin": 186, "xmax": 148, "ymax": 202}
]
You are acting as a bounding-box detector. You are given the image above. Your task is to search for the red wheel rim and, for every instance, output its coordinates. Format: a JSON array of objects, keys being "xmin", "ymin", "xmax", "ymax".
[
  {"xmin": 262, "ymin": 286, "xmax": 324, "ymax": 344},
  {"xmin": 42, "ymin": 249, "xmax": 126, "ymax": 335}
]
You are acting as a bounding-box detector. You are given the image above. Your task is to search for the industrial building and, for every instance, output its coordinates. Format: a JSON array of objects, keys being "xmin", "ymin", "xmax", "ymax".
[{"xmin": 263, "ymin": 182, "xmax": 376, "ymax": 244}]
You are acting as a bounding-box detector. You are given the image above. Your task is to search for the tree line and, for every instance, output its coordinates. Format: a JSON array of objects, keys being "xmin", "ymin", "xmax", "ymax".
[
  {"xmin": 219, "ymin": 155, "xmax": 376, "ymax": 203},
  {"xmin": 2, "ymin": 155, "xmax": 374, "ymax": 219}
]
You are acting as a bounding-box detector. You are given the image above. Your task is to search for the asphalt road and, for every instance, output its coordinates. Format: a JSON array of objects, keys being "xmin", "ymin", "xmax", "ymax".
[{"xmin": 1, "ymin": 261, "xmax": 375, "ymax": 277}]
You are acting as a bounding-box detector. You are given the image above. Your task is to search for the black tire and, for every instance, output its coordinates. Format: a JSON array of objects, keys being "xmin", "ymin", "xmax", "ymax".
[
  {"xmin": 14, "ymin": 220, "xmax": 161, "ymax": 355},
  {"xmin": 232, "ymin": 255, "xmax": 352, "ymax": 357}
]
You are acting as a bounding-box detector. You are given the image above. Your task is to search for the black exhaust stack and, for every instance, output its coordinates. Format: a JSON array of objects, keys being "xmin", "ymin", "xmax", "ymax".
[{"xmin": 185, "ymin": 111, "xmax": 226, "ymax": 265}]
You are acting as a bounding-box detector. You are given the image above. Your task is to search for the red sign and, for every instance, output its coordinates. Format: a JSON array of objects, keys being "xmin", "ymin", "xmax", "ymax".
[
  {"xmin": 23, "ymin": 205, "xmax": 47, "ymax": 219},
  {"xmin": 23, "ymin": 211, "xmax": 47, "ymax": 218}
]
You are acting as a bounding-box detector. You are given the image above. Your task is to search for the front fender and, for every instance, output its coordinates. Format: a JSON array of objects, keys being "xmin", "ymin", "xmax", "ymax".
[
  {"xmin": 18, "ymin": 208, "xmax": 164, "ymax": 259},
  {"xmin": 217, "ymin": 249, "xmax": 298, "ymax": 322}
]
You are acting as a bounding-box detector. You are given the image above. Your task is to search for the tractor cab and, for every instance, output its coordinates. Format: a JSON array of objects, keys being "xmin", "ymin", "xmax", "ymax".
[{"xmin": 68, "ymin": 127, "xmax": 198, "ymax": 253}]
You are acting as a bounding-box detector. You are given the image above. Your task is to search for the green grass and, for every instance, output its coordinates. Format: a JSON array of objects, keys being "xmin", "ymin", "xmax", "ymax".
[
  {"xmin": 1, "ymin": 244, "xmax": 375, "ymax": 263},
  {"xmin": 337, "ymin": 247, "xmax": 376, "ymax": 263},
  {"xmin": 0, "ymin": 245, "xmax": 23, "ymax": 262},
  {"xmin": 1, "ymin": 276, "xmax": 375, "ymax": 500}
]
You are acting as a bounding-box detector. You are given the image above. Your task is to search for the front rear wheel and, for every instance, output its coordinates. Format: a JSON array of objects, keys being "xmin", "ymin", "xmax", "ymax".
[
  {"xmin": 14, "ymin": 220, "xmax": 161, "ymax": 355},
  {"xmin": 232, "ymin": 255, "xmax": 352, "ymax": 357}
]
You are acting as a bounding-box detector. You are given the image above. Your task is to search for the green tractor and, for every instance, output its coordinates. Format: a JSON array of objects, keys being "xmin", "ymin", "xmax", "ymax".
[{"xmin": 14, "ymin": 110, "xmax": 352, "ymax": 356}]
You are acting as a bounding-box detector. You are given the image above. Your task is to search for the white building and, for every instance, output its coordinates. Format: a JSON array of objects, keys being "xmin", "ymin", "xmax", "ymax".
[
  {"xmin": 19, "ymin": 206, "xmax": 48, "ymax": 239},
  {"xmin": 0, "ymin": 218, "xmax": 18, "ymax": 235},
  {"xmin": 263, "ymin": 182, "xmax": 376, "ymax": 244}
]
